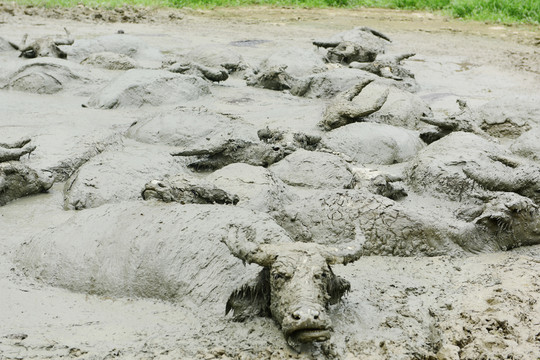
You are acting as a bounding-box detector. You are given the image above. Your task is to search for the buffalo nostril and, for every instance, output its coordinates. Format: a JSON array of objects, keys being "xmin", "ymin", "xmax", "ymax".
[{"xmin": 292, "ymin": 309, "xmax": 321, "ymax": 322}]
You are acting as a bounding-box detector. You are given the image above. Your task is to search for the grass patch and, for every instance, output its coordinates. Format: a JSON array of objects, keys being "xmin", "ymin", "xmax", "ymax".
[
  {"xmin": 448, "ymin": 0, "xmax": 540, "ymax": 24},
  {"xmin": 8, "ymin": 0, "xmax": 540, "ymax": 24},
  {"xmin": 374, "ymin": 0, "xmax": 540, "ymax": 24}
]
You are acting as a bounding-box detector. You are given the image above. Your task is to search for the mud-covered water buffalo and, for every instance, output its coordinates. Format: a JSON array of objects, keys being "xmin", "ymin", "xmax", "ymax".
[
  {"xmin": 223, "ymin": 225, "xmax": 364, "ymax": 346},
  {"xmin": 1, "ymin": 137, "xmax": 53, "ymax": 206},
  {"xmin": 142, "ymin": 176, "xmax": 240, "ymax": 205},
  {"xmin": 172, "ymin": 138, "xmax": 295, "ymax": 171},
  {"xmin": 0, "ymin": 137, "xmax": 35, "ymax": 162},
  {"xmin": 8, "ymin": 28, "xmax": 74, "ymax": 59},
  {"xmin": 320, "ymin": 79, "xmax": 389, "ymax": 130},
  {"xmin": 349, "ymin": 52, "xmax": 416, "ymax": 81},
  {"xmin": 312, "ymin": 26, "xmax": 391, "ymax": 65}
]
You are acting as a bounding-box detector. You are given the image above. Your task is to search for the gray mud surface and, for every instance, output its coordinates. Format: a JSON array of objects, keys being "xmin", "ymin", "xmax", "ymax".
[{"xmin": 1, "ymin": 4, "xmax": 540, "ymax": 360}]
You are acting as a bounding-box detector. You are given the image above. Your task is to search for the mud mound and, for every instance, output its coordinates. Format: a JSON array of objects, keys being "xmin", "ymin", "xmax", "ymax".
[
  {"xmin": 16, "ymin": 203, "xmax": 290, "ymax": 312},
  {"xmin": 126, "ymin": 107, "xmax": 257, "ymax": 151},
  {"xmin": 207, "ymin": 163, "xmax": 290, "ymax": 213},
  {"xmin": 406, "ymin": 132, "xmax": 507, "ymax": 202},
  {"xmin": 0, "ymin": 162, "xmax": 53, "ymax": 206},
  {"xmin": 1, "ymin": 58, "xmax": 105, "ymax": 95},
  {"xmin": 86, "ymin": 69, "xmax": 210, "ymax": 109},
  {"xmin": 67, "ymin": 34, "xmax": 163, "ymax": 66},
  {"xmin": 363, "ymin": 84, "xmax": 432, "ymax": 130},
  {"xmin": 476, "ymin": 95, "xmax": 540, "ymax": 138},
  {"xmin": 81, "ymin": 51, "xmax": 139, "ymax": 70},
  {"xmin": 184, "ymin": 45, "xmax": 248, "ymax": 73},
  {"xmin": 269, "ymin": 149, "xmax": 354, "ymax": 189},
  {"xmin": 63, "ymin": 141, "xmax": 188, "ymax": 210},
  {"xmin": 322, "ymin": 122, "xmax": 424, "ymax": 165},
  {"xmin": 511, "ymin": 126, "xmax": 540, "ymax": 162},
  {"xmin": 292, "ymin": 67, "xmax": 376, "ymax": 98},
  {"xmin": 258, "ymin": 47, "xmax": 326, "ymax": 77},
  {"xmin": 277, "ymin": 188, "xmax": 455, "ymax": 254}
]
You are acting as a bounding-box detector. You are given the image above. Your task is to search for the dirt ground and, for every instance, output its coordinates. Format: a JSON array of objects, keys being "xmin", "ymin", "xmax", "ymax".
[{"xmin": 0, "ymin": 3, "xmax": 539, "ymax": 360}]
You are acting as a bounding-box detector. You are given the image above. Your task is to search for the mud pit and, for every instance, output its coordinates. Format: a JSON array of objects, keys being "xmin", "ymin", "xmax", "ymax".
[{"xmin": 1, "ymin": 4, "xmax": 540, "ymax": 360}]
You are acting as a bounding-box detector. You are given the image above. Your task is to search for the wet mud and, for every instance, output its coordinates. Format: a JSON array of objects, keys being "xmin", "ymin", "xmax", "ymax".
[{"xmin": 1, "ymin": 3, "xmax": 540, "ymax": 360}]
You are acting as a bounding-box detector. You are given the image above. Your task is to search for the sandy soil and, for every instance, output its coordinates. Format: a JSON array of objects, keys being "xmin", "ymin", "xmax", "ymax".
[{"xmin": 0, "ymin": 4, "xmax": 539, "ymax": 360}]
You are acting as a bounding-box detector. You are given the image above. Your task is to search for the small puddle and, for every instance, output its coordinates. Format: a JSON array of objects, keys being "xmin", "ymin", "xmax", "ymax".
[{"xmin": 229, "ymin": 39, "xmax": 271, "ymax": 47}]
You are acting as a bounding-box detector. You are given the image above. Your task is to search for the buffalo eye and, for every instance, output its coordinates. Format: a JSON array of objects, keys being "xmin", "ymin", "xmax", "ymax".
[{"xmin": 272, "ymin": 271, "xmax": 289, "ymax": 281}]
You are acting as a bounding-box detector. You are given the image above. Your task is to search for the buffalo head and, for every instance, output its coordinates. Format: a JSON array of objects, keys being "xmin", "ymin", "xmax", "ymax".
[
  {"xmin": 9, "ymin": 28, "xmax": 74, "ymax": 59},
  {"xmin": 223, "ymin": 225, "xmax": 364, "ymax": 345}
]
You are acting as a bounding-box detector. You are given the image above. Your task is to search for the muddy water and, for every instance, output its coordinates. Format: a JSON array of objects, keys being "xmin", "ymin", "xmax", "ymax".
[{"xmin": 1, "ymin": 4, "xmax": 540, "ymax": 359}]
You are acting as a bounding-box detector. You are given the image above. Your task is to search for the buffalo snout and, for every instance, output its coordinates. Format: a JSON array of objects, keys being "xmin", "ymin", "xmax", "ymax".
[{"xmin": 283, "ymin": 304, "xmax": 332, "ymax": 343}]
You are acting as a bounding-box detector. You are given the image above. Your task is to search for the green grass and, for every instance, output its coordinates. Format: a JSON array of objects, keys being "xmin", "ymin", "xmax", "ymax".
[
  {"xmin": 378, "ymin": 0, "xmax": 540, "ymax": 24},
  {"xmin": 449, "ymin": 0, "xmax": 540, "ymax": 24},
  {"xmin": 9, "ymin": 0, "xmax": 540, "ymax": 24}
]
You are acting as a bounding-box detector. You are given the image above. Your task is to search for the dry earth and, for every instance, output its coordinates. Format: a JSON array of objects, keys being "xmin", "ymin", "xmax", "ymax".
[{"xmin": 1, "ymin": 3, "xmax": 540, "ymax": 360}]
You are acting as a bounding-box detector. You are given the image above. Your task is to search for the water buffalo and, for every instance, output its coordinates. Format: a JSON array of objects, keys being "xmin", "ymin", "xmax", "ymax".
[
  {"xmin": 9, "ymin": 28, "xmax": 74, "ymax": 59},
  {"xmin": 0, "ymin": 137, "xmax": 53, "ymax": 206},
  {"xmin": 222, "ymin": 225, "xmax": 364, "ymax": 346},
  {"xmin": 0, "ymin": 137, "xmax": 35, "ymax": 162},
  {"xmin": 320, "ymin": 79, "xmax": 389, "ymax": 131}
]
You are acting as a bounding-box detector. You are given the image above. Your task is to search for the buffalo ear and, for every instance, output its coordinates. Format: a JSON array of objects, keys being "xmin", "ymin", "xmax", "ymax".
[
  {"xmin": 226, "ymin": 268, "xmax": 271, "ymax": 321},
  {"xmin": 327, "ymin": 267, "xmax": 351, "ymax": 305}
]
